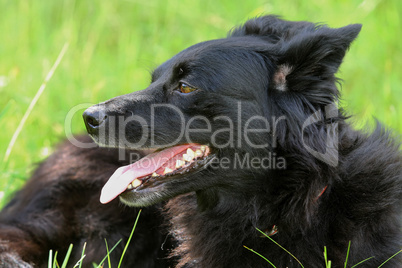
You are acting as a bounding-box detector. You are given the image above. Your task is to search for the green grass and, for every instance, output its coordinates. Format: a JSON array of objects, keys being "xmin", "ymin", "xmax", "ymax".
[
  {"xmin": 47, "ymin": 210, "xmax": 141, "ymax": 267},
  {"xmin": 247, "ymin": 228, "xmax": 401, "ymax": 267},
  {"xmin": 0, "ymin": 0, "xmax": 400, "ymax": 203}
]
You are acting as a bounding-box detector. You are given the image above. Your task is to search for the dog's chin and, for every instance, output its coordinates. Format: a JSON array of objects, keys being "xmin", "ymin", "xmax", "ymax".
[{"xmin": 118, "ymin": 185, "xmax": 169, "ymax": 207}]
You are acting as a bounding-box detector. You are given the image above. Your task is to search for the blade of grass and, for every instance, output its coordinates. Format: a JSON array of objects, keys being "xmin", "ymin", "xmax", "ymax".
[
  {"xmin": 344, "ymin": 241, "xmax": 351, "ymax": 268},
  {"xmin": 3, "ymin": 42, "xmax": 69, "ymax": 164},
  {"xmin": 324, "ymin": 246, "xmax": 332, "ymax": 268},
  {"xmin": 53, "ymin": 251, "xmax": 59, "ymax": 268},
  {"xmin": 350, "ymin": 256, "xmax": 374, "ymax": 268},
  {"xmin": 78, "ymin": 242, "xmax": 87, "ymax": 268},
  {"xmin": 256, "ymin": 228, "xmax": 304, "ymax": 268},
  {"xmin": 104, "ymin": 239, "xmax": 112, "ymax": 268},
  {"xmin": 243, "ymin": 245, "xmax": 276, "ymax": 267},
  {"xmin": 377, "ymin": 249, "xmax": 402, "ymax": 268},
  {"xmin": 61, "ymin": 244, "xmax": 73, "ymax": 268},
  {"xmin": 118, "ymin": 209, "xmax": 142, "ymax": 268},
  {"xmin": 48, "ymin": 249, "xmax": 53, "ymax": 268},
  {"xmin": 73, "ymin": 255, "xmax": 86, "ymax": 268},
  {"xmin": 96, "ymin": 239, "xmax": 122, "ymax": 267}
]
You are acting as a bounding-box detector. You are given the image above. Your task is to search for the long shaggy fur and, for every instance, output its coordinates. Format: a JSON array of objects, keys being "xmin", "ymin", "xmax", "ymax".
[
  {"xmin": 167, "ymin": 125, "xmax": 401, "ymax": 267},
  {"xmin": 0, "ymin": 136, "xmax": 172, "ymax": 267},
  {"xmin": 160, "ymin": 16, "xmax": 402, "ymax": 267}
]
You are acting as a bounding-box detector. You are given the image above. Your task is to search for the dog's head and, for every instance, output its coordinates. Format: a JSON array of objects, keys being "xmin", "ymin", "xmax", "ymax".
[{"xmin": 83, "ymin": 16, "xmax": 361, "ymax": 207}]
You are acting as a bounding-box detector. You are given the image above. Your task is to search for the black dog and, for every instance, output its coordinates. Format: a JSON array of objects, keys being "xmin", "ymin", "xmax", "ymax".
[
  {"xmin": 84, "ymin": 16, "xmax": 401, "ymax": 267},
  {"xmin": 0, "ymin": 136, "xmax": 172, "ymax": 267}
]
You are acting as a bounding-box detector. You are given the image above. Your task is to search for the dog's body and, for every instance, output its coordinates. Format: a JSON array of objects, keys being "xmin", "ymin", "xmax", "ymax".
[
  {"xmin": 83, "ymin": 16, "xmax": 401, "ymax": 267},
  {"xmin": 1, "ymin": 15, "xmax": 401, "ymax": 267},
  {"xmin": 165, "ymin": 125, "xmax": 401, "ymax": 267},
  {"xmin": 0, "ymin": 136, "xmax": 171, "ymax": 267}
]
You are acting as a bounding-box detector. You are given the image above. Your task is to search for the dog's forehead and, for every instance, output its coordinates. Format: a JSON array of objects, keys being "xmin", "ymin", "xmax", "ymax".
[
  {"xmin": 177, "ymin": 37, "xmax": 269, "ymax": 62},
  {"xmin": 155, "ymin": 37, "xmax": 269, "ymax": 75}
]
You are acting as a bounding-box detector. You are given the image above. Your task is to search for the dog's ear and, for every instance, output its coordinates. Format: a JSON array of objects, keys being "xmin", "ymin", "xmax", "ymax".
[
  {"xmin": 272, "ymin": 24, "xmax": 362, "ymax": 104},
  {"xmin": 230, "ymin": 16, "xmax": 361, "ymax": 104}
]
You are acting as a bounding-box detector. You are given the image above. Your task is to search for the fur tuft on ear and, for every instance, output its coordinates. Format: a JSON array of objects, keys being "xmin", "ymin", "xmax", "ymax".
[{"xmin": 229, "ymin": 15, "xmax": 316, "ymax": 42}]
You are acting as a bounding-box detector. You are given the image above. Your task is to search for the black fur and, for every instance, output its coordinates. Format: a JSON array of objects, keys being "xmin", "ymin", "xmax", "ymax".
[
  {"xmin": 84, "ymin": 16, "xmax": 401, "ymax": 267},
  {"xmin": 0, "ymin": 136, "xmax": 172, "ymax": 267},
  {"xmin": 1, "ymin": 15, "xmax": 400, "ymax": 268}
]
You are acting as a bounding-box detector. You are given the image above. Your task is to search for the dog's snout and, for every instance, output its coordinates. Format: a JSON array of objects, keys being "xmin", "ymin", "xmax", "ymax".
[{"xmin": 83, "ymin": 107, "xmax": 107, "ymax": 134}]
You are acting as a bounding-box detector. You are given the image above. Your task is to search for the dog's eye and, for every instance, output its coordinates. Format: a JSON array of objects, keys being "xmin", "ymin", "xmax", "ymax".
[{"xmin": 179, "ymin": 82, "xmax": 197, "ymax": 94}]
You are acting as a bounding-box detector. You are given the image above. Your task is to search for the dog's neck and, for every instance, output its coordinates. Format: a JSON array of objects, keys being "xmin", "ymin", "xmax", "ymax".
[
  {"xmin": 167, "ymin": 190, "xmax": 275, "ymax": 267},
  {"xmin": 166, "ymin": 155, "xmax": 333, "ymax": 267},
  {"xmin": 195, "ymin": 181, "xmax": 266, "ymax": 211},
  {"xmin": 196, "ymin": 188, "xmax": 220, "ymax": 211}
]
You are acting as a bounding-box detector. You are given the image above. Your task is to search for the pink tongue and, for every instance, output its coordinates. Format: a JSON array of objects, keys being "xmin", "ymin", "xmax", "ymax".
[{"xmin": 100, "ymin": 144, "xmax": 191, "ymax": 204}]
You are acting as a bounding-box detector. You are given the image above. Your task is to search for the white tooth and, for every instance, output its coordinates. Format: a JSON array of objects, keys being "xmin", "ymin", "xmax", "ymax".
[
  {"xmin": 132, "ymin": 179, "xmax": 142, "ymax": 188},
  {"xmin": 176, "ymin": 160, "xmax": 185, "ymax": 168},
  {"xmin": 152, "ymin": 172, "xmax": 158, "ymax": 177},
  {"xmin": 186, "ymin": 148, "xmax": 195, "ymax": 159},
  {"xmin": 200, "ymin": 145, "xmax": 207, "ymax": 152},
  {"xmin": 127, "ymin": 184, "xmax": 134, "ymax": 190},
  {"xmin": 164, "ymin": 167, "xmax": 173, "ymax": 175},
  {"xmin": 184, "ymin": 153, "xmax": 194, "ymax": 162},
  {"xmin": 195, "ymin": 149, "xmax": 203, "ymax": 158}
]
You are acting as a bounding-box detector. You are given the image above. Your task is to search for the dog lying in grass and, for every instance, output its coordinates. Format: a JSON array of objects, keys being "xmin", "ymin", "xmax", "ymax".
[
  {"xmin": 0, "ymin": 15, "xmax": 400, "ymax": 267},
  {"xmin": 84, "ymin": 15, "xmax": 401, "ymax": 267}
]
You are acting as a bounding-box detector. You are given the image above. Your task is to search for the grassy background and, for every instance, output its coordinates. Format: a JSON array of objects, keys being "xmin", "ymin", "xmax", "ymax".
[{"xmin": 0, "ymin": 0, "xmax": 401, "ymax": 207}]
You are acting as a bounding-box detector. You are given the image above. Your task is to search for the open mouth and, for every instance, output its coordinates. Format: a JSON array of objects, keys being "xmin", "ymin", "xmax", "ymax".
[{"xmin": 100, "ymin": 144, "xmax": 212, "ymax": 204}]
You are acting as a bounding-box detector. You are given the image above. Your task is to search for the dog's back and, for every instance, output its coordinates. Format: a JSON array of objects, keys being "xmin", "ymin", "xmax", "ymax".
[{"xmin": 0, "ymin": 135, "xmax": 171, "ymax": 267}]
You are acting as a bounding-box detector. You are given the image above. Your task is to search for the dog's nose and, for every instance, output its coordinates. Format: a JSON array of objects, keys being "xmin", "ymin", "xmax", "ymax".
[{"xmin": 83, "ymin": 106, "xmax": 107, "ymax": 135}]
